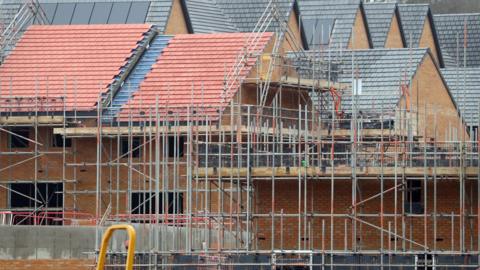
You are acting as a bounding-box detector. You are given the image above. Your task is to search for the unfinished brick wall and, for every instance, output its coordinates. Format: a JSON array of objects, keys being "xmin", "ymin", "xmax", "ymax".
[
  {"xmin": 0, "ymin": 108, "xmax": 476, "ymax": 254},
  {"xmin": 1, "ymin": 125, "xmax": 477, "ymax": 253},
  {"xmin": 0, "ymin": 129, "xmax": 191, "ymax": 217},
  {"xmin": 255, "ymin": 179, "xmax": 478, "ymax": 251}
]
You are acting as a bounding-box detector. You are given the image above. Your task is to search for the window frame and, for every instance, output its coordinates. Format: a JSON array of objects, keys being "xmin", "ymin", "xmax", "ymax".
[
  {"xmin": 8, "ymin": 182, "xmax": 64, "ymax": 225},
  {"xmin": 120, "ymin": 136, "xmax": 141, "ymax": 158},
  {"xmin": 8, "ymin": 127, "xmax": 30, "ymax": 148},
  {"xmin": 168, "ymin": 136, "xmax": 185, "ymax": 158},
  {"xmin": 130, "ymin": 192, "xmax": 184, "ymax": 215},
  {"xmin": 405, "ymin": 180, "xmax": 424, "ymax": 214},
  {"xmin": 303, "ymin": 17, "xmax": 336, "ymax": 47},
  {"xmin": 52, "ymin": 134, "xmax": 72, "ymax": 148}
]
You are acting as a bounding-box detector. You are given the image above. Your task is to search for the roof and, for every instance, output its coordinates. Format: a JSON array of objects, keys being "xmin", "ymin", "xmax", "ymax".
[
  {"xmin": 182, "ymin": 0, "xmax": 308, "ymax": 48},
  {"xmin": 363, "ymin": 3, "xmax": 400, "ymax": 48},
  {"xmin": 434, "ymin": 14, "xmax": 480, "ymax": 67},
  {"xmin": 0, "ymin": 1, "xmax": 22, "ymax": 30},
  {"xmin": 1, "ymin": 0, "xmax": 306, "ymax": 47},
  {"xmin": 0, "ymin": 0, "xmax": 173, "ymax": 30},
  {"xmin": 293, "ymin": 48, "xmax": 429, "ymax": 111},
  {"xmin": 441, "ymin": 67, "xmax": 480, "ymax": 126},
  {"xmin": 299, "ymin": 0, "xmax": 369, "ymax": 49},
  {"xmin": 0, "ymin": 24, "xmax": 151, "ymax": 111},
  {"xmin": 183, "ymin": 0, "xmax": 239, "ymax": 33},
  {"xmin": 0, "ymin": 0, "xmax": 171, "ymax": 60},
  {"xmin": 215, "ymin": 0, "xmax": 295, "ymax": 33},
  {"xmin": 146, "ymin": 0, "xmax": 175, "ymax": 28},
  {"xmin": 398, "ymin": 4, "xmax": 444, "ymax": 67},
  {"xmin": 398, "ymin": 4, "xmax": 429, "ymax": 47},
  {"xmin": 119, "ymin": 32, "xmax": 274, "ymax": 120}
]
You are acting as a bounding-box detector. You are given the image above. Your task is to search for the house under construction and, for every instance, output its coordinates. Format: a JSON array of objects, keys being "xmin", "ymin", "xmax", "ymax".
[{"xmin": 0, "ymin": 0, "xmax": 479, "ymax": 269}]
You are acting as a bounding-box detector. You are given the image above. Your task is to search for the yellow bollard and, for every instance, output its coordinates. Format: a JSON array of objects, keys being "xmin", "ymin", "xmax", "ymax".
[{"xmin": 96, "ymin": 224, "xmax": 136, "ymax": 270}]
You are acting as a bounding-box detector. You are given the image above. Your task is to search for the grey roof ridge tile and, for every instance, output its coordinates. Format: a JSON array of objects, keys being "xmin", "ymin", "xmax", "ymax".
[{"xmin": 434, "ymin": 13, "xmax": 480, "ymax": 17}]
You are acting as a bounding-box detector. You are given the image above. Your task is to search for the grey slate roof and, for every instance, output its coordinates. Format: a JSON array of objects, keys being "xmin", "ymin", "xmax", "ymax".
[
  {"xmin": 145, "ymin": 0, "xmax": 174, "ymax": 29},
  {"xmin": 0, "ymin": 1, "xmax": 22, "ymax": 30},
  {"xmin": 442, "ymin": 50, "xmax": 458, "ymax": 67},
  {"xmin": 363, "ymin": 3, "xmax": 399, "ymax": 48},
  {"xmin": 398, "ymin": 4, "xmax": 444, "ymax": 67},
  {"xmin": 434, "ymin": 14, "xmax": 480, "ymax": 67},
  {"xmin": 184, "ymin": 0, "xmax": 238, "ymax": 33},
  {"xmin": 215, "ymin": 0, "xmax": 295, "ymax": 33},
  {"xmin": 0, "ymin": 0, "xmax": 173, "ymax": 31},
  {"xmin": 398, "ymin": 4, "xmax": 429, "ymax": 47},
  {"xmin": 293, "ymin": 48, "xmax": 430, "ymax": 111},
  {"xmin": 298, "ymin": 0, "xmax": 365, "ymax": 49},
  {"xmin": 441, "ymin": 68, "xmax": 480, "ymax": 126},
  {"xmin": 1, "ymin": 0, "xmax": 301, "ymax": 36}
]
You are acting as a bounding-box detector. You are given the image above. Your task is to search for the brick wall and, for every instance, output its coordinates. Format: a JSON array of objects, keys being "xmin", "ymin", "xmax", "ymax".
[
  {"xmin": 1, "ymin": 126, "xmax": 477, "ymax": 253},
  {"xmin": 0, "ymin": 129, "xmax": 191, "ymax": 216},
  {"xmin": 255, "ymin": 179, "xmax": 479, "ymax": 251},
  {"xmin": 419, "ymin": 17, "xmax": 441, "ymax": 65},
  {"xmin": 412, "ymin": 52, "xmax": 469, "ymax": 141},
  {"xmin": 349, "ymin": 9, "xmax": 371, "ymax": 49},
  {"xmin": 0, "ymin": 259, "xmax": 93, "ymax": 270},
  {"xmin": 164, "ymin": 0, "xmax": 189, "ymax": 35},
  {"xmin": 385, "ymin": 13, "xmax": 405, "ymax": 48}
]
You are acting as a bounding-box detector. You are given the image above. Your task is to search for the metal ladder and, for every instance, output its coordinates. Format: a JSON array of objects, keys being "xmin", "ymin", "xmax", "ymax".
[
  {"xmin": 0, "ymin": 0, "xmax": 48, "ymax": 63},
  {"xmin": 220, "ymin": 0, "xmax": 277, "ymax": 106}
]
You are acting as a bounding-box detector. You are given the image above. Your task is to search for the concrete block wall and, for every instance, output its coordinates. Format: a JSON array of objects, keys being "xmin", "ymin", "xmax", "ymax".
[
  {"xmin": 0, "ymin": 224, "xmax": 243, "ymax": 260},
  {"xmin": 0, "ymin": 226, "xmax": 95, "ymax": 259},
  {"xmin": 0, "ymin": 259, "xmax": 92, "ymax": 270}
]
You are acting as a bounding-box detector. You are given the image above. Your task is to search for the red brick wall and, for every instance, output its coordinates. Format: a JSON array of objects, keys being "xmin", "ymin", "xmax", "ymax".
[
  {"xmin": 255, "ymin": 179, "xmax": 479, "ymax": 251},
  {"xmin": 1, "ymin": 126, "xmax": 477, "ymax": 253},
  {"xmin": 0, "ymin": 259, "xmax": 93, "ymax": 270},
  {"xmin": 0, "ymin": 128, "xmax": 190, "ymax": 216}
]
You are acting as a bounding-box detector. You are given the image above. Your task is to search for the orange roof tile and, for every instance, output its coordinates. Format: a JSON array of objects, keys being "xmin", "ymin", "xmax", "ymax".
[
  {"xmin": 0, "ymin": 24, "xmax": 151, "ymax": 112},
  {"xmin": 119, "ymin": 32, "xmax": 273, "ymax": 120}
]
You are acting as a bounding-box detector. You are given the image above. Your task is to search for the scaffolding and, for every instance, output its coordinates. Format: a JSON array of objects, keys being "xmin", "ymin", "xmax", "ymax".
[
  {"xmin": 0, "ymin": 0, "xmax": 48, "ymax": 63},
  {"xmin": 0, "ymin": 0, "xmax": 479, "ymax": 269}
]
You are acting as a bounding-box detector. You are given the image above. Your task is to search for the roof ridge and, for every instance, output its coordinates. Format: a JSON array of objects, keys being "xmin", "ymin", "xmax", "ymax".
[
  {"xmin": 441, "ymin": 67, "xmax": 480, "ymax": 71},
  {"xmin": 172, "ymin": 32, "xmax": 274, "ymax": 39},
  {"xmin": 364, "ymin": 2, "xmax": 396, "ymax": 6},
  {"xmin": 398, "ymin": 3, "xmax": 430, "ymax": 7},
  {"xmin": 330, "ymin": 47, "xmax": 428, "ymax": 53},
  {"xmin": 434, "ymin": 13, "xmax": 480, "ymax": 17}
]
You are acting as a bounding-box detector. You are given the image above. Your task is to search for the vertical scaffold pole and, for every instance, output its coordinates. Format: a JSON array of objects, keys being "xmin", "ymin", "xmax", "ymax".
[
  {"xmin": 155, "ymin": 95, "xmax": 160, "ymax": 251},
  {"xmin": 95, "ymin": 94, "xmax": 103, "ymax": 249},
  {"xmin": 246, "ymin": 105, "xmax": 251, "ymax": 251}
]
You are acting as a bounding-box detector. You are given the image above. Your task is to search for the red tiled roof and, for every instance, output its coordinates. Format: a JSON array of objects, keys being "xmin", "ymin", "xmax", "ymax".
[
  {"xmin": 0, "ymin": 24, "xmax": 151, "ymax": 111},
  {"xmin": 119, "ymin": 32, "xmax": 273, "ymax": 120}
]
